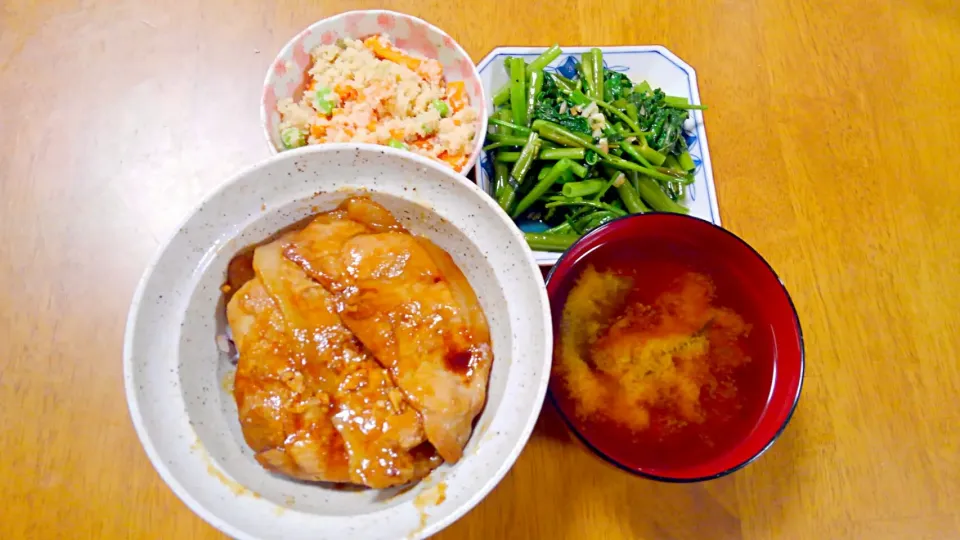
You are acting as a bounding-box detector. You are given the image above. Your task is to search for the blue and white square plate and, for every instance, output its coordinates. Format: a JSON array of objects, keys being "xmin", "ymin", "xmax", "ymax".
[{"xmin": 473, "ymin": 46, "xmax": 721, "ymax": 266}]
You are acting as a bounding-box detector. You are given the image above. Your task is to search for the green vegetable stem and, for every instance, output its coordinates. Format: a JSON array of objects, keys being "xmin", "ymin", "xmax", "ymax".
[
  {"xmin": 601, "ymin": 153, "xmax": 683, "ymax": 183},
  {"xmin": 551, "ymin": 73, "xmax": 579, "ymax": 95},
  {"xmin": 489, "ymin": 117, "xmax": 532, "ymax": 135},
  {"xmin": 543, "ymin": 221, "xmax": 574, "ymax": 234},
  {"xmin": 635, "ymin": 175, "xmax": 689, "ymax": 214},
  {"xmin": 567, "ymin": 160, "xmax": 589, "ymax": 178},
  {"xmin": 484, "ymin": 133, "xmax": 530, "ymax": 148},
  {"xmin": 493, "ymin": 45, "xmax": 562, "ymax": 105},
  {"xmin": 634, "ymin": 139, "xmax": 667, "ymax": 166},
  {"xmin": 562, "ymin": 179, "xmax": 606, "ymax": 198},
  {"xmin": 532, "ymin": 120, "xmax": 606, "ymax": 154},
  {"xmin": 581, "ymin": 52, "xmax": 596, "ymax": 99},
  {"xmin": 594, "ymin": 99, "xmax": 643, "ymax": 135},
  {"xmin": 510, "ymin": 133, "xmax": 540, "ymax": 184},
  {"xmin": 527, "ymin": 44, "xmax": 563, "ymax": 72},
  {"xmin": 498, "ymin": 132, "xmax": 542, "ymax": 212},
  {"xmin": 513, "ymin": 158, "xmax": 575, "ymax": 217},
  {"xmin": 613, "ymin": 173, "xmax": 649, "ymax": 213},
  {"xmin": 493, "ymin": 85, "xmax": 510, "ymax": 107},
  {"xmin": 663, "ymin": 95, "xmax": 708, "ymax": 110},
  {"xmin": 525, "ymin": 69, "xmax": 544, "ymax": 130},
  {"xmin": 524, "ymin": 232, "xmax": 580, "ymax": 252},
  {"xmin": 493, "ymin": 161, "xmax": 510, "ymax": 199},
  {"xmin": 539, "ymin": 148, "xmax": 586, "ymax": 160},
  {"xmin": 662, "ymin": 154, "xmax": 683, "ymax": 171},
  {"xmin": 589, "ymin": 48, "xmax": 604, "ymax": 102},
  {"xmin": 509, "ymin": 58, "xmax": 528, "ymax": 127},
  {"xmin": 616, "ymin": 137, "xmax": 657, "ymax": 168},
  {"xmin": 544, "ymin": 199, "xmax": 626, "ymax": 216}
]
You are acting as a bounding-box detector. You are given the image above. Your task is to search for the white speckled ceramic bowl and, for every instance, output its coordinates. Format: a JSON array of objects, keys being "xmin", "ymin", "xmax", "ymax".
[
  {"xmin": 261, "ymin": 10, "xmax": 487, "ymax": 175},
  {"xmin": 123, "ymin": 144, "xmax": 551, "ymax": 540}
]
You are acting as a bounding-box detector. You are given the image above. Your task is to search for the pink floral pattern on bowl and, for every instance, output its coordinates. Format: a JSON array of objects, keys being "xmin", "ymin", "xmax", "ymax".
[{"xmin": 261, "ymin": 10, "xmax": 488, "ymax": 177}]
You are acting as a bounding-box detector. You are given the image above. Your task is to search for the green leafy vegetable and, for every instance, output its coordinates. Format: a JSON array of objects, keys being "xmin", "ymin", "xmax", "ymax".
[
  {"xmin": 628, "ymin": 87, "xmax": 690, "ymax": 155},
  {"xmin": 533, "ymin": 73, "xmax": 591, "ymax": 135},
  {"xmin": 603, "ymin": 70, "xmax": 632, "ymax": 102},
  {"xmin": 481, "ymin": 46, "xmax": 709, "ymax": 251}
]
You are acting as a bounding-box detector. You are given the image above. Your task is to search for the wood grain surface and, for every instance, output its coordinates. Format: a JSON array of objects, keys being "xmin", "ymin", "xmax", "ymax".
[{"xmin": 2, "ymin": 0, "xmax": 959, "ymax": 538}]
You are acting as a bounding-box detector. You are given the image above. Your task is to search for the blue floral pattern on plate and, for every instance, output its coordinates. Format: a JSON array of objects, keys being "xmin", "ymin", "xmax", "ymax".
[
  {"xmin": 547, "ymin": 55, "xmax": 630, "ymax": 78},
  {"xmin": 479, "ymin": 152, "xmax": 494, "ymax": 182}
]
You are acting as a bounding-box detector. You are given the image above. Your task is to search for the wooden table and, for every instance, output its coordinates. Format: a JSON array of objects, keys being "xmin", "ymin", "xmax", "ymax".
[{"xmin": 3, "ymin": 1, "xmax": 959, "ymax": 538}]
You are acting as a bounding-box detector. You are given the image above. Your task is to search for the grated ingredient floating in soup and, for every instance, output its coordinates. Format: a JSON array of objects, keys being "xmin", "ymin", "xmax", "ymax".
[
  {"xmin": 276, "ymin": 35, "xmax": 478, "ymax": 172},
  {"xmin": 554, "ymin": 262, "xmax": 768, "ymax": 471}
]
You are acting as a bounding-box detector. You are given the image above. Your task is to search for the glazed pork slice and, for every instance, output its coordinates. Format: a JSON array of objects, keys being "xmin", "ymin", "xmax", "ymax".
[
  {"xmin": 285, "ymin": 197, "xmax": 493, "ymax": 463},
  {"xmin": 227, "ymin": 237, "xmax": 442, "ymax": 488},
  {"xmin": 253, "ymin": 238, "xmax": 441, "ymax": 487},
  {"xmin": 226, "ymin": 278, "xmax": 352, "ymax": 483}
]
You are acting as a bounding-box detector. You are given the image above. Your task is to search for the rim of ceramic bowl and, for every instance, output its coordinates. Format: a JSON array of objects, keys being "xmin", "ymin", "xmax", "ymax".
[
  {"xmin": 123, "ymin": 143, "xmax": 550, "ymax": 539},
  {"xmin": 259, "ymin": 10, "xmax": 488, "ymax": 176},
  {"xmin": 543, "ymin": 212, "xmax": 805, "ymax": 483}
]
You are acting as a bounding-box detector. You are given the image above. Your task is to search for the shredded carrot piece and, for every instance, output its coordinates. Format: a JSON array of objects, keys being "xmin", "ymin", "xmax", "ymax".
[
  {"xmin": 447, "ymin": 80, "xmax": 468, "ymax": 112},
  {"xmin": 410, "ymin": 139, "xmax": 432, "ymax": 150},
  {"xmin": 363, "ymin": 35, "xmax": 421, "ymax": 72},
  {"xmin": 438, "ymin": 151, "xmax": 467, "ymax": 171},
  {"xmin": 334, "ymin": 84, "xmax": 358, "ymax": 102},
  {"xmin": 310, "ymin": 125, "xmax": 326, "ymax": 138},
  {"xmin": 367, "ymin": 122, "xmax": 378, "ymax": 132},
  {"xmin": 389, "ymin": 129, "xmax": 406, "ymax": 141}
]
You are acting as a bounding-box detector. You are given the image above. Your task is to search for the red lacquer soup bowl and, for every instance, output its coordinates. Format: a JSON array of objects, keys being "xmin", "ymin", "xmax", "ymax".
[{"xmin": 545, "ymin": 213, "xmax": 804, "ymax": 482}]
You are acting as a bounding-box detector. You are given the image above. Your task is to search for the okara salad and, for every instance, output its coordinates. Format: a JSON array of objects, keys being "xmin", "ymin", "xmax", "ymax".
[
  {"xmin": 277, "ymin": 34, "xmax": 478, "ymax": 172},
  {"xmin": 485, "ymin": 45, "xmax": 708, "ymax": 251}
]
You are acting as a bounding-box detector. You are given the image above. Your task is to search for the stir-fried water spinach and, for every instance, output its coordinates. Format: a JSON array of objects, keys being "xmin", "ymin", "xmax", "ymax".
[{"xmin": 486, "ymin": 46, "xmax": 708, "ymax": 251}]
